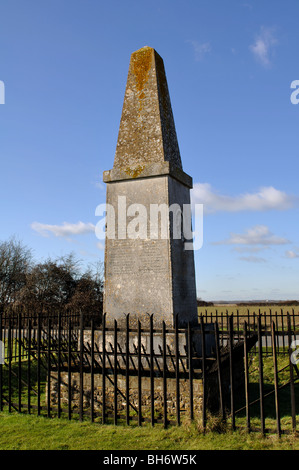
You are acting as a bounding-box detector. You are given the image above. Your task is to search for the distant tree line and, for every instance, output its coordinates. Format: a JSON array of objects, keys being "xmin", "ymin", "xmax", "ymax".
[
  {"xmin": 0, "ymin": 237, "xmax": 103, "ymax": 323},
  {"xmin": 197, "ymin": 299, "xmax": 299, "ymax": 307},
  {"xmin": 197, "ymin": 299, "xmax": 214, "ymax": 307},
  {"xmin": 236, "ymin": 301, "xmax": 299, "ymax": 307}
]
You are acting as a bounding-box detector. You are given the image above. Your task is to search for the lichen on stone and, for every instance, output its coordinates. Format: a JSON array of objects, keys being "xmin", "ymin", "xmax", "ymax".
[
  {"xmin": 131, "ymin": 46, "xmax": 153, "ymax": 93},
  {"xmin": 124, "ymin": 165, "xmax": 145, "ymax": 178}
]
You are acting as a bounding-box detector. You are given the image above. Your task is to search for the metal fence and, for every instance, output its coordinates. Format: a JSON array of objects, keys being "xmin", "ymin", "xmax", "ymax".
[
  {"xmin": 0, "ymin": 312, "xmax": 298, "ymax": 436},
  {"xmin": 200, "ymin": 307, "xmax": 299, "ymax": 355}
]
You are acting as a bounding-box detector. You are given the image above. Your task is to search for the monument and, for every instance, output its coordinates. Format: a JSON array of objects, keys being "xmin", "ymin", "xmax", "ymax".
[
  {"xmin": 103, "ymin": 46, "xmax": 198, "ymax": 328},
  {"xmin": 47, "ymin": 48, "xmax": 254, "ymax": 425}
]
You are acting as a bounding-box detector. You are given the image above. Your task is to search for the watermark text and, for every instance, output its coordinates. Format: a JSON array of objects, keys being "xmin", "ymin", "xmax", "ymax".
[
  {"xmin": 0, "ymin": 81, "xmax": 5, "ymax": 104},
  {"xmin": 0, "ymin": 340, "xmax": 4, "ymax": 365},
  {"xmin": 290, "ymin": 339, "xmax": 299, "ymax": 365},
  {"xmin": 290, "ymin": 80, "xmax": 299, "ymax": 105},
  {"xmin": 95, "ymin": 197, "xmax": 203, "ymax": 251}
]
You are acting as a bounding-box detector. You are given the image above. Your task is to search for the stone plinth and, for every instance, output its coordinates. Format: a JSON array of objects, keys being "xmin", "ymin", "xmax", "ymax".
[{"xmin": 48, "ymin": 370, "xmax": 204, "ymax": 423}]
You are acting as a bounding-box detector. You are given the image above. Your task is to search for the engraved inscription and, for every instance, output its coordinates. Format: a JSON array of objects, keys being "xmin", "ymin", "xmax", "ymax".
[{"xmin": 107, "ymin": 239, "xmax": 168, "ymax": 276}]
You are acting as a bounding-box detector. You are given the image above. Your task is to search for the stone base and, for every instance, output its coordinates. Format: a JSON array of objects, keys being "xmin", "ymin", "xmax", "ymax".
[
  {"xmin": 46, "ymin": 330, "xmax": 255, "ymax": 423},
  {"xmin": 81, "ymin": 324, "xmax": 216, "ymax": 368},
  {"xmin": 47, "ymin": 371, "xmax": 204, "ymax": 422}
]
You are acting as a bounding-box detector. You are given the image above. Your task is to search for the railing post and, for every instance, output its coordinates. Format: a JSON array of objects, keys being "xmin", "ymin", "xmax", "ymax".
[
  {"xmin": 79, "ymin": 311, "xmax": 84, "ymax": 422},
  {"xmin": 214, "ymin": 321, "xmax": 225, "ymax": 422},
  {"xmin": 187, "ymin": 322, "xmax": 194, "ymax": 422},
  {"xmin": 0, "ymin": 310, "xmax": 3, "ymax": 412},
  {"xmin": 244, "ymin": 322, "xmax": 250, "ymax": 432},
  {"xmin": 150, "ymin": 314, "xmax": 155, "ymax": 427},
  {"xmin": 47, "ymin": 318, "xmax": 51, "ymax": 418},
  {"xmin": 67, "ymin": 317, "xmax": 72, "ymax": 420},
  {"xmin": 8, "ymin": 318, "xmax": 12, "ymax": 413},
  {"xmin": 229, "ymin": 315, "xmax": 235, "ymax": 431},
  {"xmin": 162, "ymin": 321, "xmax": 167, "ymax": 429},
  {"xmin": 281, "ymin": 308, "xmax": 285, "ymax": 354},
  {"xmin": 114, "ymin": 319, "xmax": 118, "ymax": 426},
  {"xmin": 258, "ymin": 315, "xmax": 265, "ymax": 435},
  {"xmin": 271, "ymin": 321, "xmax": 281, "ymax": 437},
  {"xmin": 37, "ymin": 312, "xmax": 41, "ymax": 416},
  {"xmin": 287, "ymin": 313, "xmax": 296, "ymax": 432},
  {"xmin": 90, "ymin": 319, "xmax": 94, "ymax": 423},
  {"xmin": 138, "ymin": 320, "xmax": 142, "ymax": 426},
  {"xmin": 28, "ymin": 319, "xmax": 32, "ymax": 415},
  {"xmin": 175, "ymin": 314, "xmax": 180, "ymax": 426},
  {"xmin": 126, "ymin": 314, "xmax": 130, "ymax": 426},
  {"xmin": 57, "ymin": 312, "xmax": 61, "ymax": 419},
  {"xmin": 200, "ymin": 315, "xmax": 206, "ymax": 432},
  {"xmin": 102, "ymin": 313, "xmax": 106, "ymax": 425},
  {"xmin": 18, "ymin": 312, "xmax": 22, "ymax": 412}
]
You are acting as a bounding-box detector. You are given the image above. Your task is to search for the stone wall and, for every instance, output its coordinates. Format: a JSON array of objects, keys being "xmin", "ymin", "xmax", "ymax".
[{"xmin": 47, "ymin": 370, "xmax": 204, "ymax": 422}]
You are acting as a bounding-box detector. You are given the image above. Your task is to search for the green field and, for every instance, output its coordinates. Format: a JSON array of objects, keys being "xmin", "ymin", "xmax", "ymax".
[
  {"xmin": 198, "ymin": 304, "xmax": 299, "ymax": 330},
  {"xmin": 198, "ymin": 303, "xmax": 299, "ymax": 316}
]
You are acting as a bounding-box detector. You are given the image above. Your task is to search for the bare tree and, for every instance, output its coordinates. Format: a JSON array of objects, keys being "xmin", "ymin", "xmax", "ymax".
[
  {"xmin": 67, "ymin": 269, "xmax": 103, "ymax": 325},
  {"xmin": 1, "ymin": 238, "xmax": 104, "ymax": 322},
  {"xmin": 0, "ymin": 237, "xmax": 32, "ymax": 309},
  {"xmin": 17, "ymin": 257, "xmax": 77, "ymax": 313},
  {"xmin": 17, "ymin": 253, "xmax": 103, "ymax": 321}
]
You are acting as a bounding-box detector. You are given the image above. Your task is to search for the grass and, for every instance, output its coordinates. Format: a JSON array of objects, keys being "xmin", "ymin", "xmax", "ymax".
[
  {"xmin": 0, "ymin": 352, "xmax": 298, "ymax": 451},
  {"xmin": 0, "ymin": 411, "xmax": 298, "ymax": 450},
  {"xmin": 1, "ymin": 354, "xmax": 298, "ymax": 451}
]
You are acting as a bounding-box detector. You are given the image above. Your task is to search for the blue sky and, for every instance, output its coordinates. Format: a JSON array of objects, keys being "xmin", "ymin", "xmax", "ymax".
[{"xmin": 0, "ymin": 0, "xmax": 299, "ymax": 301}]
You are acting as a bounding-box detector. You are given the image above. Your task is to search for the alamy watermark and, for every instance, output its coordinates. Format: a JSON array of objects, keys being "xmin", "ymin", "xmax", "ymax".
[
  {"xmin": 0, "ymin": 340, "xmax": 4, "ymax": 365},
  {"xmin": 290, "ymin": 340, "xmax": 299, "ymax": 365},
  {"xmin": 290, "ymin": 80, "xmax": 299, "ymax": 105},
  {"xmin": 95, "ymin": 197, "xmax": 203, "ymax": 251},
  {"xmin": 0, "ymin": 80, "xmax": 5, "ymax": 104}
]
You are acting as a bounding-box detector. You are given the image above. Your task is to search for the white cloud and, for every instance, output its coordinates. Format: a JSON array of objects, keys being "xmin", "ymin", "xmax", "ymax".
[
  {"xmin": 191, "ymin": 183, "xmax": 296, "ymax": 214},
  {"xmin": 233, "ymin": 246, "xmax": 268, "ymax": 253},
  {"xmin": 285, "ymin": 250, "xmax": 299, "ymax": 259},
  {"xmin": 214, "ymin": 225, "xmax": 290, "ymax": 246},
  {"xmin": 187, "ymin": 40, "xmax": 211, "ymax": 61},
  {"xmin": 249, "ymin": 26, "xmax": 278, "ymax": 67},
  {"xmin": 31, "ymin": 221, "xmax": 95, "ymax": 238},
  {"xmin": 239, "ymin": 256, "xmax": 266, "ymax": 263}
]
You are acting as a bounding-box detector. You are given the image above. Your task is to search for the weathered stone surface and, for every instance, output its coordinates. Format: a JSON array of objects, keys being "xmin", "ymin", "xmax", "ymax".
[
  {"xmin": 104, "ymin": 176, "xmax": 198, "ymax": 328},
  {"xmin": 103, "ymin": 46, "xmax": 192, "ymax": 187},
  {"xmin": 103, "ymin": 161, "xmax": 193, "ymax": 188},
  {"xmin": 113, "ymin": 46, "xmax": 182, "ymax": 172},
  {"xmin": 103, "ymin": 46, "xmax": 198, "ymax": 328},
  {"xmin": 48, "ymin": 371, "xmax": 204, "ymax": 421}
]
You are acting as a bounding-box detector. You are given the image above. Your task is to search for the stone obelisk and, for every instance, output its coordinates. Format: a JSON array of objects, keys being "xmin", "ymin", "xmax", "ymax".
[{"xmin": 103, "ymin": 46, "xmax": 198, "ymax": 328}]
